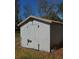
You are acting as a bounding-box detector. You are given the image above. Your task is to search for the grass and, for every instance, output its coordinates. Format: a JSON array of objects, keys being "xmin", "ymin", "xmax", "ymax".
[{"xmin": 15, "ymin": 31, "xmax": 63, "ymax": 59}]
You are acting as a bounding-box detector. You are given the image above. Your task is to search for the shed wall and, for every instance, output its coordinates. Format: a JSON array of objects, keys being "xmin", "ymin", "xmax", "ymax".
[
  {"xmin": 33, "ymin": 20, "xmax": 50, "ymax": 52},
  {"xmin": 20, "ymin": 21, "xmax": 34, "ymax": 48},
  {"xmin": 20, "ymin": 20, "xmax": 50, "ymax": 52},
  {"xmin": 50, "ymin": 23, "xmax": 63, "ymax": 49}
]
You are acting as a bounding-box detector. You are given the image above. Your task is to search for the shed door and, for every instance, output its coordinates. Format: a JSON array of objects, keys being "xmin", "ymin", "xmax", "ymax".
[
  {"xmin": 33, "ymin": 21, "xmax": 39, "ymax": 50},
  {"xmin": 26, "ymin": 21, "xmax": 39, "ymax": 50}
]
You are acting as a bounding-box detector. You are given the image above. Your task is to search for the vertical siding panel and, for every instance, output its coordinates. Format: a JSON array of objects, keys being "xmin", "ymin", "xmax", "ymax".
[
  {"xmin": 34, "ymin": 20, "xmax": 50, "ymax": 52},
  {"xmin": 50, "ymin": 23, "xmax": 63, "ymax": 49}
]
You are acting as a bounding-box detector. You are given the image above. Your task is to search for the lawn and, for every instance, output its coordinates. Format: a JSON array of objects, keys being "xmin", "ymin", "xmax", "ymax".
[{"xmin": 15, "ymin": 31, "xmax": 63, "ymax": 59}]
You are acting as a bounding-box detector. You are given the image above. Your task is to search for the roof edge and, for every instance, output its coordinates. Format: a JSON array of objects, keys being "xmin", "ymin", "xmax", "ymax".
[{"xmin": 18, "ymin": 16, "xmax": 63, "ymax": 27}]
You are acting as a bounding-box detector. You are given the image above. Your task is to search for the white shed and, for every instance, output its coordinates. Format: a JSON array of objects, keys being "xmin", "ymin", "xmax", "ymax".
[{"xmin": 18, "ymin": 16, "xmax": 63, "ymax": 52}]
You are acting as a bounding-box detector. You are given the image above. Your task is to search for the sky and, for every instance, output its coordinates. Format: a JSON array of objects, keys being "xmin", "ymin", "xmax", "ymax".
[{"xmin": 18, "ymin": 0, "xmax": 63, "ymax": 20}]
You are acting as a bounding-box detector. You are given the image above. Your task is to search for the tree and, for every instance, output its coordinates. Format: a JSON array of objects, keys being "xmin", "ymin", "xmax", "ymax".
[
  {"xmin": 23, "ymin": 1, "xmax": 32, "ymax": 18},
  {"xmin": 59, "ymin": 3, "xmax": 63, "ymax": 12},
  {"xmin": 15, "ymin": 0, "xmax": 22, "ymax": 31},
  {"xmin": 37, "ymin": 0, "xmax": 61, "ymax": 21},
  {"xmin": 37, "ymin": 0, "xmax": 50, "ymax": 16}
]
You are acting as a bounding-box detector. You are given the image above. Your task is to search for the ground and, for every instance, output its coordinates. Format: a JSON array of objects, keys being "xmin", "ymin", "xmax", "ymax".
[{"xmin": 15, "ymin": 31, "xmax": 63, "ymax": 59}]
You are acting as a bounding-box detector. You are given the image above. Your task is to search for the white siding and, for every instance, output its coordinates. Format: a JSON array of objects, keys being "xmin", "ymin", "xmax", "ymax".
[
  {"xmin": 20, "ymin": 20, "xmax": 50, "ymax": 52},
  {"xmin": 33, "ymin": 20, "xmax": 50, "ymax": 52},
  {"xmin": 20, "ymin": 21, "xmax": 34, "ymax": 48}
]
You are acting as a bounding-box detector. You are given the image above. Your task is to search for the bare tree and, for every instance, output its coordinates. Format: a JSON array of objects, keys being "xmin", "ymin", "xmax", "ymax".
[
  {"xmin": 37, "ymin": 0, "xmax": 55, "ymax": 16},
  {"xmin": 37, "ymin": 0, "xmax": 63, "ymax": 21},
  {"xmin": 37, "ymin": 0, "xmax": 49, "ymax": 16},
  {"xmin": 23, "ymin": 2, "xmax": 32, "ymax": 18}
]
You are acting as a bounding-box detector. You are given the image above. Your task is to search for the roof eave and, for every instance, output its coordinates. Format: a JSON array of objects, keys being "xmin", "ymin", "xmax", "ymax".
[{"xmin": 18, "ymin": 16, "xmax": 63, "ymax": 27}]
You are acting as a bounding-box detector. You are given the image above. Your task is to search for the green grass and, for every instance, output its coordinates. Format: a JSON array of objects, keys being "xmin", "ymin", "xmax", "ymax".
[{"xmin": 15, "ymin": 31, "xmax": 63, "ymax": 59}]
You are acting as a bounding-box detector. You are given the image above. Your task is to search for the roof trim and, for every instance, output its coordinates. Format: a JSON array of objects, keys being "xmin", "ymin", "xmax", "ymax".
[{"xmin": 18, "ymin": 16, "xmax": 63, "ymax": 27}]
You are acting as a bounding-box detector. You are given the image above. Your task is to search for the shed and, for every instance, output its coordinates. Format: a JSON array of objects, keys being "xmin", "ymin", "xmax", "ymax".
[{"xmin": 18, "ymin": 16, "xmax": 63, "ymax": 52}]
